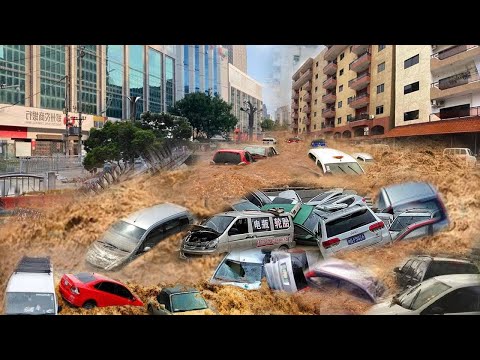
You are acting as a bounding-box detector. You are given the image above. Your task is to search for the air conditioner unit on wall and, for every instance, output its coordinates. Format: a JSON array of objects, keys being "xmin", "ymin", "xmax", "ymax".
[
  {"xmin": 431, "ymin": 100, "xmax": 445, "ymax": 107},
  {"xmin": 369, "ymin": 115, "xmax": 375, "ymax": 120}
]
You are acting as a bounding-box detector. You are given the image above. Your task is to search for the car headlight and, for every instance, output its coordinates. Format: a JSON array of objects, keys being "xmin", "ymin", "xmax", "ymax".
[{"xmin": 206, "ymin": 239, "xmax": 219, "ymax": 249}]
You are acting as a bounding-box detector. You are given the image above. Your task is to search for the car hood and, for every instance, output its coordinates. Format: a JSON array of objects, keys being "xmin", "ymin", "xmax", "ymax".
[
  {"xmin": 86, "ymin": 241, "xmax": 130, "ymax": 270},
  {"xmin": 210, "ymin": 278, "xmax": 261, "ymax": 291},
  {"xmin": 366, "ymin": 299, "xmax": 414, "ymax": 315},
  {"xmin": 190, "ymin": 225, "xmax": 221, "ymax": 235}
]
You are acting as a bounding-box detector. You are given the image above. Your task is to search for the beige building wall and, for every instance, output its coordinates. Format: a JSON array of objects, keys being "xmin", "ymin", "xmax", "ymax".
[
  {"xmin": 232, "ymin": 45, "xmax": 247, "ymax": 73},
  {"xmin": 311, "ymin": 50, "xmax": 326, "ymax": 132},
  {"xmin": 298, "ymin": 85, "xmax": 308, "ymax": 134},
  {"xmin": 335, "ymin": 47, "xmax": 356, "ymax": 127},
  {"xmin": 395, "ymin": 45, "xmax": 432, "ymax": 127},
  {"xmin": 370, "ymin": 45, "xmax": 395, "ymax": 121}
]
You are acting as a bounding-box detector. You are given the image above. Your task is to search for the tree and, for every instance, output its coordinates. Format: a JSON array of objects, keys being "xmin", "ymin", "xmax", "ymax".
[
  {"xmin": 260, "ymin": 118, "xmax": 275, "ymax": 131},
  {"xmin": 170, "ymin": 91, "xmax": 237, "ymax": 139},
  {"xmin": 139, "ymin": 111, "xmax": 192, "ymax": 140}
]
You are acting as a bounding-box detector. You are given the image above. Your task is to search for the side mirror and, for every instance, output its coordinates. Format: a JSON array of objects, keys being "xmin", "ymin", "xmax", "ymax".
[
  {"xmin": 57, "ymin": 305, "xmax": 63, "ymax": 313},
  {"xmin": 144, "ymin": 246, "xmax": 151, "ymax": 252},
  {"xmin": 393, "ymin": 267, "xmax": 401, "ymax": 273}
]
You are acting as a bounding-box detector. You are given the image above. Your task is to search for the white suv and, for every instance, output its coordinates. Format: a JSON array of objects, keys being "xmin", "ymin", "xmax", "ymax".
[
  {"xmin": 4, "ymin": 257, "xmax": 60, "ymax": 315},
  {"xmin": 316, "ymin": 205, "xmax": 392, "ymax": 258}
]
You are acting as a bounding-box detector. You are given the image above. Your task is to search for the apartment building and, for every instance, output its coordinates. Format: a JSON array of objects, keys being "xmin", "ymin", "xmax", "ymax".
[{"xmin": 274, "ymin": 105, "xmax": 290, "ymax": 126}]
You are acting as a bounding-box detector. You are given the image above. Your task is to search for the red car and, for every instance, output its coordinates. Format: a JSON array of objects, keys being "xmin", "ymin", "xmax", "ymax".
[
  {"xmin": 286, "ymin": 137, "xmax": 301, "ymax": 143},
  {"xmin": 211, "ymin": 149, "xmax": 255, "ymax": 165},
  {"xmin": 59, "ymin": 272, "xmax": 144, "ymax": 309}
]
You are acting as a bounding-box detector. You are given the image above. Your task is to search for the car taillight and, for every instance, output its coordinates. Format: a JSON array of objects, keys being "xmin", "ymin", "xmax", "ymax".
[
  {"xmin": 369, "ymin": 222, "xmax": 385, "ymax": 231},
  {"xmin": 322, "ymin": 237, "xmax": 340, "ymax": 249},
  {"xmin": 70, "ymin": 286, "xmax": 80, "ymax": 295},
  {"xmin": 304, "ymin": 271, "xmax": 316, "ymax": 278},
  {"xmin": 63, "ymin": 278, "xmax": 70, "ymax": 286},
  {"xmin": 362, "ymin": 198, "xmax": 366, "ymax": 202}
]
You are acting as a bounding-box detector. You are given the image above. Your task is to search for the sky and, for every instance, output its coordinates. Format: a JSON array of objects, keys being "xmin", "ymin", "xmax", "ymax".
[{"xmin": 247, "ymin": 45, "xmax": 273, "ymax": 84}]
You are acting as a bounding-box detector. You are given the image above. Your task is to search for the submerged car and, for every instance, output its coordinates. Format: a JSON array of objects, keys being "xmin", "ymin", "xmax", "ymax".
[
  {"xmin": 286, "ymin": 137, "xmax": 301, "ymax": 143},
  {"xmin": 389, "ymin": 208, "xmax": 443, "ymax": 241},
  {"xmin": 351, "ymin": 153, "xmax": 374, "ymax": 163},
  {"xmin": 86, "ymin": 203, "xmax": 194, "ymax": 270},
  {"xmin": 394, "ymin": 255, "xmax": 479, "ymax": 290},
  {"xmin": 147, "ymin": 286, "xmax": 212, "ymax": 315},
  {"xmin": 59, "ymin": 272, "xmax": 143, "ymax": 309},
  {"xmin": 367, "ymin": 274, "xmax": 480, "ymax": 315},
  {"xmin": 308, "ymin": 148, "xmax": 365, "ymax": 175},
  {"xmin": 244, "ymin": 189, "xmax": 273, "ymax": 208},
  {"xmin": 228, "ymin": 199, "xmax": 260, "ymax": 212},
  {"xmin": 243, "ymin": 145, "xmax": 279, "ymax": 160},
  {"xmin": 211, "ymin": 149, "xmax": 255, "ymax": 165},
  {"xmin": 306, "ymin": 188, "xmax": 357, "ymax": 206},
  {"xmin": 305, "ymin": 259, "xmax": 386, "ymax": 303},
  {"xmin": 311, "ymin": 138, "xmax": 327, "ymax": 148},
  {"xmin": 443, "ymin": 147, "xmax": 477, "ymax": 167}
]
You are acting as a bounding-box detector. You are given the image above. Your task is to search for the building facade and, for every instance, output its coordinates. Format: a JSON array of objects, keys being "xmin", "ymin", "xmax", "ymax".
[
  {"xmin": 0, "ymin": 45, "xmax": 177, "ymax": 157},
  {"xmin": 229, "ymin": 64, "xmax": 263, "ymax": 139},
  {"xmin": 223, "ymin": 45, "xmax": 247, "ymax": 73},
  {"xmin": 274, "ymin": 105, "xmax": 290, "ymax": 126}
]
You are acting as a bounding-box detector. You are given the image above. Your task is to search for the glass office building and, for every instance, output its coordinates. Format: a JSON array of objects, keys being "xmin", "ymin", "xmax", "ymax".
[
  {"xmin": 165, "ymin": 56, "xmax": 175, "ymax": 110},
  {"xmin": 129, "ymin": 45, "xmax": 144, "ymax": 120},
  {"xmin": 148, "ymin": 48, "xmax": 162, "ymax": 113},
  {"xmin": 106, "ymin": 45, "xmax": 124, "ymax": 119},
  {"xmin": 77, "ymin": 45, "xmax": 97, "ymax": 114},
  {"xmin": 204, "ymin": 45, "xmax": 209, "ymax": 93},
  {"xmin": 183, "ymin": 45, "xmax": 189, "ymax": 95},
  {"xmin": 40, "ymin": 45, "xmax": 66, "ymax": 111},
  {"xmin": 0, "ymin": 45, "xmax": 26, "ymax": 105}
]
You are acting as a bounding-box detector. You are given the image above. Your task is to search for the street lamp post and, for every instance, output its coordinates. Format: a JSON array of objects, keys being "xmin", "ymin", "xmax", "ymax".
[{"xmin": 77, "ymin": 46, "xmax": 86, "ymax": 166}]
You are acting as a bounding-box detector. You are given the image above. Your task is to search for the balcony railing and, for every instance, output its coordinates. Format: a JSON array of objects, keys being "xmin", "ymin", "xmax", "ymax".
[
  {"xmin": 431, "ymin": 45, "xmax": 479, "ymax": 60},
  {"xmin": 322, "ymin": 107, "xmax": 336, "ymax": 118},
  {"xmin": 292, "ymin": 112, "xmax": 299, "ymax": 119},
  {"xmin": 322, "ymin": 92, "xmax": 336, "ymax": 104},
  {"xmin": 348, "ymin": 72, "xmax": 371, "ymax": 90},
  {"xmin": 303, "ymin": 92, "xmax": 312, "ymax": 102},
  {"xmin": 323, "ymin": 61, "xmax": 338, "ymax": 75},
  {"xmin": 291, "ymin": 102, "xmax": 299, "ymax": 110},
  {"xmin": 324, "ymin": 45, "xmax": 348, "ymax": 61},
  {"xmin": 429, "ymin": 106, "xmax": 480, "ymax": 122},
  {"xmin": 324, "ymin": 122, "xmax": 335, "ymax": 129},
  {"xmin": 303, "ymin": 81, "xmax": 312, "ymax": 91},
  {"xmin": 351, "ymin": 45, "xmax": 369, "ymax": 55},
  {"xmin": 432, "ymin": 71, "xmax": 479, "ymax": 91},
  {"xmin": 348, "ymin": 113, "xmax": 370, "ymax": 122},
  {"xmin": 292, "ymin": 68, "xmax": 313, "ymax": 90},
  {"xmin": 322, "ymin": 76, "xmax": 337, "ymax": 89},
  {"xmin": 349, "ymin": 51, "xmax": 371, "ymax": 72},
  {"xmin": 303, "ymin": 105, "xmax": 311, "ymax": 113},
  {"xmin": 305, "ymin": 118, "xmax": 311, "ymax": 125},
  {"xmin": 292, "ymin": 90, "xmax": 299, "ymax": 100},
  {"xmin": 349, "ymin": 93, "xmax": 370, "ymax": 108}
]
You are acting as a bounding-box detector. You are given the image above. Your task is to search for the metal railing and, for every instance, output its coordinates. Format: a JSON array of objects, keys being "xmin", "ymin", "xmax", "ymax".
[
  {"xmin": 431, "ymin": 71, "xmax": 480, "ymax": 90},
  {"xmin": 349, "ymin": 72, "xmax": 371, "ymax": 86},
  {"xmin": 348, "ymin": 113, "xmax": 370, "ymax": 122},
  {"xmin": 429, "ymin": 106, "xmax": 480, "ymax": 122},
  {"xmin": 0, "ymin": 155, "xmax": 83, "ymax": 175},
  {"xmin": 349, "ymin": 51, "xmax": 371, "ymax": 70},
  {"xmin": 431, "ymin": 45, "xmax": 478, "ymax": 60},
  {"xmin": 0, "ymin": 174, "xmax": 44, "ymax": 197},
  {"xmin": 323, "ymin": 76, "xmax": 337, "ymax": 85}
]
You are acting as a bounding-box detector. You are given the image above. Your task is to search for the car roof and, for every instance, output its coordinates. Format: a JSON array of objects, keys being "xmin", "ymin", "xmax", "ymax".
[
  {"xmin": 215, "ymin": 149, "xmax": 245, "ymax": 154},
  {"xmin": 433, "ymin": 274, "xmax": 480, "ymax": 287},
  {"xmin": 396, "ymin": 208, "xmax": 435, "ymax": 216},
  {"xmin": 314, "ymin": 204, "xmax": 369, "ymax": 221},
  {"xmin": 225, "ymin": 249, "xmax": 266, "ymax": 264},
  {"xmin": 162, "ymin": 286, "xmax": 199, "ymax": 295},
  {"xmin": 415, "ymin": 255, "xmax": 474, "ymax": 264},
  {"xmin": 263, "ymin": 137, "xmax": 276, "ymax": 140},
  {"xmin": 216, "ymin": 209, "xmax": 287, "ymax": 218},
  {"xmin": 76, "ymin": 272, "xmax": 125, "ymax": 286},
  {"xmin": 244, "ymin": 145, "xmax": 272, "ymax": 149},
  {"xmin": 6, "ymin": 272, "xmax": 55, "ymax": 293},
  {"xmin": 122, "ymin": 203, "xmax": 190, "ymax": 230},
  {"xmin": 352, "ymin": 152, "xmax": 373, "ymax": 159},
  {"xmin": 308, "ymin": 148, "xmax": 358, "ymax": 164},
  {"xmin": 261, "ymin": 203, "xmax": 314, "ymax": 225},
  {"xmin": 382, "ymin": 181, "xmax": 436, "ymax": 205}
]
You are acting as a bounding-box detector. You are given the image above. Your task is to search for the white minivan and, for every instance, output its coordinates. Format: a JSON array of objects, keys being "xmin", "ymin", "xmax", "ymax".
[
  {"xmin": 262, "ymin": 137, "xmax": 277, "ymax": 145},
  {"xmin": 308, "ymin": 148, "xmax": 365, "ymax": 175},
  {"xmin": 443, "ymin": 148, "xmax": 477, "ymax": 166}
]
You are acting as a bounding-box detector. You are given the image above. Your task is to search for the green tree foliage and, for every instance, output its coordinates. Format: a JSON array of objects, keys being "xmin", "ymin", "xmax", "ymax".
[
  {"xmin": 139, "ymin": 112, "xmax": 192, "ymax": 140},
  {"xmin": 170, "ymin": 91, "xmax": 237, "ymax": 139},
  {"xmin": 260, "ymin": 118, "xmax": 275, "ymax": 131}
]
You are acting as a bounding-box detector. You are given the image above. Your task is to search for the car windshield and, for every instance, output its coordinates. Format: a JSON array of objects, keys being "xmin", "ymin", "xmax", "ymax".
[
  {"xmin": 214, "ymin": 259, "xmax": 263, "ymax": 283},
  {"xmin": 244, "ymin": 147, "xmax": 266, "ymax": 156},
  {"xmin": 5, "ymin": 292, "xmax": 56, "ymax": 315},
  {"xmin": 303, "ymin": 211, "xmax": 321, "ymax": 234},
  {"xmin": 201, "ymin": 215, "xmax": 235, "ymax": 234},
  {"xmin": 365, "ymin": 159, "xmax": 374, "ymax": 163},
  {"xmin": 100, "ymin": 220, "xmax": 146, "ymax": 253},
  {"xmin": 325, "ymin": 162, "xmax": 363, "ymax": 175},
  {"xmin": 213, "ymin": 152, "xmax": 241, "ymax": 164},
  {"xmin": 396, "ymin": 279, "xmax": 451, "ymax": 310},
  {"xmin": 231, "ymin": 201, "xmax": 260, "ymax": 211},
  {"xmin": 389, "ymin": 215, "xmax": 431, "ymax": 231},
  {"xmin": 170, "ymin": 292, "xmax": 208, "ymax": 312}
]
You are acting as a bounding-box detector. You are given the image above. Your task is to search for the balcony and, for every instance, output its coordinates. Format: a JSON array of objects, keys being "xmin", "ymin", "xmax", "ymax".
[
  {"xmin": 347, "ymin": 113, "xmax": 371, "ymax": 126},
  {"xmin": 292, "ymin": 123, "xmax": 299, "ymax": 129},
  {"xmin": 303, "ymin": 92, "xmax": 312, "ymax": 102},
  {"xmin": 322, "ymin": 91, "xmax": 336, "ymax": 104},
  {"xmin": 351, "ymin": 45, "xmax": 369, "ymax": 55},
  {"xmin": 292, "ymin": 68, "xmax": 313, "ymax": 90},
  {"xmin": 292, "ymin": 58, "xmax": 314, "ymax": 81},
  {"xmin": 431, "ymin": 45, "xmax": 480, "ymax": 72},
  {"xmin": 324, "ymin": 45, "xmax": 349, "ymax": 61},
  {"xmin": 349, "ymin": 51, "xmax": 371, "ymax": 73},
  {"xmin": 292, "ymin": 112, "xmax": 299, "ymax": 119},
  {"xmin": 291, "ymin": 101, "xmax": 299, "ymax": 110},
  {"xmin": 322, "ymin": 76, "xmax": 337, "ymax": 90},
  {"xmin": 431, "ymin": 71, "xmax": 480, "ymax": 100},
  {"xmin": 349, "ymin": 93, "xmax": 370, "ymax": 109},
  {"xmin": 323, "ymin": 61, "xmax": 337, "ymax": 76},
  {"xmin": 303, "ymin": 105, "xmax": 311, "ymax": 114},
  {"xmin": 305, "ymin": 118, "xmax": 311, "ymax": 125},
  {"xmin": 348, "ymin": 72, "xmax": 370, "ymax": 91},
  {"xmin": 430, "ymin": 106, "xmax": 480, "ymax": 122},
  {"xmin": 303, "ymin": 81, "xmax": 312, "ymax": 91},
  {"xmin": 323, "ymin": 122, "xmax": 335, "ymax": 131},
  {"xmin": 292, "ymin": 90, "xmax": 299, "ymax": 100},
  {"xmin": 322, "ymin": 107, "xmax": 336, "ymax": 118}
]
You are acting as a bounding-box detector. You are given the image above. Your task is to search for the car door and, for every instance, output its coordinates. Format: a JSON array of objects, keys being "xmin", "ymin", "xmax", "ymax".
[
  {"xmin": 421, "ymin": 287, "xmax": 480, "ymax": 315},
  {"xmin": 397, "ymin": 259, "xmax": 414, "ymax": 287},
  {"xmin": 226, "ymin": 217, "xmax": 251, "ymax": 251},
  {"xmin": 94, "ymin": 281, "xmax": 130, "ymax": 306},
  {"xmin": 411, "ymin": 260, "xmax": 428, "ymax": 286},
  {"xmin": 251, "ymin": 216, "xmax": 277, "ymax": 249},
  {"xmin": 401, "ymin": 225, "xmax": 430, "ymax": 241}
]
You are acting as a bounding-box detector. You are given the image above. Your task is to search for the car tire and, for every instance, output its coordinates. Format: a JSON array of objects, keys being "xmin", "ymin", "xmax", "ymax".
[
  {"xmin": 278, "ymin": 245, "xmax": 288, "ymax": 251},
  {"xmin": 83, "ymin": 301, "xmax": 96, "ymax": 310}
]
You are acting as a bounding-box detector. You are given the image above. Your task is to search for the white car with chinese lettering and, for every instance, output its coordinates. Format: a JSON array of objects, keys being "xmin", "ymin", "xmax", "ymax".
[{"xmin": 180, "ymin": 207, "xmax": 297, "ymax": 256}]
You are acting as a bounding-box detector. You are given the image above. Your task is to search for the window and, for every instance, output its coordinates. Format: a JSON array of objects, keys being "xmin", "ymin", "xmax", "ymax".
[
  {"xmin": 315, "ymin": 74, "xmax": 318, "ymax": 79},
  {"xmin": 376, "ymin": 105, "xmax": 384, "ymax": 115},
  {"xmin": 315, "ymin": 86, "xmax": 318, "ymax": 93},
  {"xmin": 378, "ymin": 45, "xmax": 386, "ymax": 52},
  {"xmin": 425, "ymin": 262, "xmax": 480, "ymax": 279},
  {"xmin": 228, "ymin": 218, "xmax": 249, "ymax": 235},
  {"xmin": 347, "ymin": 96, "xmax": 353, "ymax": 104},
  {"xmin": 349, "ymin": 46, "xmax": 353, "ymax": 52},
  {"xmin": 194, "ymin": 45, "xmax": 200, "ymax": 92},
  {"xmin": 148, "ymin": 48, "xmax": 162, "ymax": 113},
  {"xmin": 165, "ymin": 56, "xmax": 175, "ymax": 110},
  {"xmin": 337, "ymin": 117, "xmax": 341, "ymax": 124},
  {"xmin": 378, "ymin": 62, "xmax": 385, "ymax": 73},
  {"xmin": 423, "ymin": 287, "xmax": 480, "ymax": 314},
  {"xmin": 347, "ymin": 114, "xmax": 352, "ymax": 122},
  {"xmin": 316, "ymin": 61, "xmax": 319, "ymax": 67},
  {"xmin": 106, "ymin": 45, "xmax": 124, "ymax": 118},
  {"xmin": 401, "ymin": 259, "xmax": 414, "ymax": 274},
  {"xmin": 95, "ymin": 281, "xmax": 117, "ymax": 295},
  {"xmin": 300, "ymin": 97, "xmax": 302, "ymax": 101},
  {"xmin": 115, "ymin": 285, "xmax": 134, "ymax": 299},
  {"xmin": 339, "ymin": 85, "xmax": 343, "ymax": 92},
  {"xmin": 213, "ymin": 152, "xmax": 241, "ymax": 164},
  {"xmin": 204, "ymin": 45, "xmax": 209, "ymax": 93},
  {"xmin": 338, "ymin": 101, "xmax": 342, "ymax": 108},
  {"xmin": 314, "ymin": 124, "xmax": 317, "ymax": 130},
  {"xmin": 404, "ymin": 81, "xmax": 419, "ymax": 95},
  {"xmin": 142, "ymin": 226, "xmax": 166, "ymax": 250},
  {"xmin": 412, "ymin": 261, "xmax": 428, "ymax": 281},
  {"xmin": 314, "ymin": 99, "xmax": 317, "ymax": 105},
  {"xmin": 340, "ymin": 53, "xmax": 345, "ymax": 60},
  {"xmin": 314, "ymin": 112, "xmax": 317, "ymax": 117},
  {"xmin": 377, "ymin": 83, "xmax": 384, "ymax": 94},
  {"xmin": 404, "ymin": 54, "xmax": 419, "ymax": 69},
  {"xmin": 404, "ymin": 110, "xmax": 419, "ymax": 121},
  {"xmin": 339, "ymin": 69, "xmax": 344, "ymax": 76},
  {"xmin": 325, "ymin": 208, "xmax": 376, "ymax": 237}
]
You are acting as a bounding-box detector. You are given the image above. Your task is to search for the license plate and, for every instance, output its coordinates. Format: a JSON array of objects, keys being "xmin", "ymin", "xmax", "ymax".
[{"xmin": 346, "ymin": 233, "xmax": 366, "ymax": 245}]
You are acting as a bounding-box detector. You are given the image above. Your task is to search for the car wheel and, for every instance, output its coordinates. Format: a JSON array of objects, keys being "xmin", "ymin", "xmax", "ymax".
[
  {"xmin": 83, "ymin": 301, "xmax": 96, "ymax": 310},
  {"xmin": 278, "ymin": 245, "xmax": 288, "ymax": 251}
]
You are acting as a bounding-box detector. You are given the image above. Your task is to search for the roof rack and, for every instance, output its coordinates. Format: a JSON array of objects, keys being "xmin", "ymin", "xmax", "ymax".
[{"xmin": 15, "ymin": 256, "xmax": 51, "ymax": 274}]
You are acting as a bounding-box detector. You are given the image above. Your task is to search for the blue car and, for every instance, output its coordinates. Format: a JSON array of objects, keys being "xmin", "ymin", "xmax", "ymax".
[{"xmin": 311, "ymin": 138, "xmax": 327, "ymax": 148}]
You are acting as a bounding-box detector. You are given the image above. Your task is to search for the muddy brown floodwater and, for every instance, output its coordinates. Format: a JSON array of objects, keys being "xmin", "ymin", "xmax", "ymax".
[{"xmin": 1, "ymin": 132, "xmax": 480, "ymax": 315}]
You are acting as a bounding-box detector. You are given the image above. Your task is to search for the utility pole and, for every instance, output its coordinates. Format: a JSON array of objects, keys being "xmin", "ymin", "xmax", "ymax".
[
  {"xmin": 64, "ymin": 75, "xmax": 70, "ymax": 155},
  {"xmin": 77, "ymin": 46, "xmax": 85, "ymax": 163}
]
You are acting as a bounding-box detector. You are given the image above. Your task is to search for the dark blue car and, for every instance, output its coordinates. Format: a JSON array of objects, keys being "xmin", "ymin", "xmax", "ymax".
[{"xmin": 311, "ymin": 138, "xmax": 327, "ymax": 148}]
